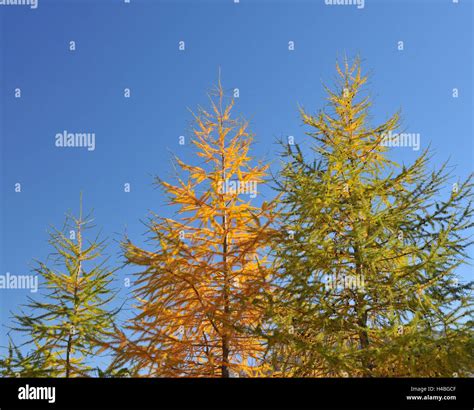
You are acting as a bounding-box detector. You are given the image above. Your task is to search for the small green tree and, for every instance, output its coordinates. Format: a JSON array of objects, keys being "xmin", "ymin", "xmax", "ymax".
[
  {"xmin": 268, "ymin": 58, "xmax": 474, "ymax": 377},
  {"xmin": 0, "ymin": 340, "xmax": 53, "ymax": 377},
  {"xmin": 9, "ymin": 199, "xmax": 118, "ymax": 377}
]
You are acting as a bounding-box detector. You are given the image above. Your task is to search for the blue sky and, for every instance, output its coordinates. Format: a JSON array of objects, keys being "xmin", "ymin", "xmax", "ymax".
[{"xmin": 0, "ymin": 0, "xmax": 472, "ymax": 364}]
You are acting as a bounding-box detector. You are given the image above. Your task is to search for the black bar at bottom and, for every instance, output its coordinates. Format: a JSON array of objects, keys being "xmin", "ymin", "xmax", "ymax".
[{"xmin": 0, "ymin": 377, "xmax": 472, "ymax": 410}]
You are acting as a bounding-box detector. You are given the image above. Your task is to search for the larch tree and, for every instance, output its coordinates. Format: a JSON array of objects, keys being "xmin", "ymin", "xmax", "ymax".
[
  {"xmin": 9, "ymin": 199, "xmax": 118, "ymax": 377},
  {"xmin": 268, "ymin": 58, "xmax": 473, "ymax": 377},
  {"xmin": 0, "ymin": 340, "xmax": 53, "ymax": 377},
  {"xmin": 113, "ymin": 81, "xmax": 278, "ymax": 377}
]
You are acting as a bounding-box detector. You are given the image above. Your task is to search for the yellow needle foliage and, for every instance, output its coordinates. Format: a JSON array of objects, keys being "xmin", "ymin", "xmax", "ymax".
[{"xmin": 114, "ymin": 81, "xmax": 278, "ymax": 377}]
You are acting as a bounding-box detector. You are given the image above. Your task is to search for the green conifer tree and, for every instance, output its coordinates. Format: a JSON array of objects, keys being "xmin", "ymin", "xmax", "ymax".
[
  {"xmin": 268, "ymin": 58, "xmax": 474, "ymax": 377},
  {"xmin": 8, "ymin": 199, "xmax": 118, "ymax": 377},
  {"xmin": 0, "ymin": 340, "xmax": 53, "ymax": 377}
]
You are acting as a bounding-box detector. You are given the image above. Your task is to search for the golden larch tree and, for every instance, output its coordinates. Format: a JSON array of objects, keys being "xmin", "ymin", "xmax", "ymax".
[{"xmin": 113, "ymin": 81, "xmax": 278, "ymax": 377}]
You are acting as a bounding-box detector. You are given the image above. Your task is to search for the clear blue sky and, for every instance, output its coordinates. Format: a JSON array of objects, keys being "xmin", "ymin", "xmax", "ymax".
[{"xmin": 1, "ymin": 0, "xmax": 472, "ymax": 362}]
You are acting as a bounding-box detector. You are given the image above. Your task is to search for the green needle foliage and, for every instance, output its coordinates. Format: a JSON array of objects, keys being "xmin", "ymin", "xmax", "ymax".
[
  {"xmin": 8, "ymin": 199, "xmax": 118, "ymax": 377},
  {"xmin": 268, "ymin": 58, "xmax": 474, "ymax": 377},
  {"xmin": 0, "ymin": 340, "xmax": 53, "ymax": 377}
]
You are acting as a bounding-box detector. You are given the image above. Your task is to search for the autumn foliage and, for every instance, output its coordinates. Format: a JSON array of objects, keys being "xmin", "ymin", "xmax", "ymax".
[
  {"xmin": 268, "ymin": 59, "xmax": 474, "ymax": 377},
  {"xmin": 112, "ymin": 81, "xmax": 278, "ymax": 377},
  {"xmin": 2, "ymin": 62, "xmax": 473, "ymax": 379}
]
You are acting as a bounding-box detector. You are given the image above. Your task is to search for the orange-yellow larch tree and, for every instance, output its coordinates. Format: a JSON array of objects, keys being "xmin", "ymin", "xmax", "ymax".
[{"xmin": 113, "ymin": 81, "xmax": 278, "ymax": 377}]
